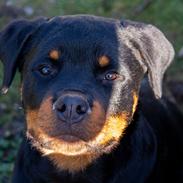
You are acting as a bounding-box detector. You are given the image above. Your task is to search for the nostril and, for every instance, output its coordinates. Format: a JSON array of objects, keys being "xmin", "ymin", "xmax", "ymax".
[
  {"xmin": 76, "ymin": 105, "xmax": 87, "ymax": 115},
  {"xmin": 58, "ymin": 104, "xmax": 67, "ymax": 113}
]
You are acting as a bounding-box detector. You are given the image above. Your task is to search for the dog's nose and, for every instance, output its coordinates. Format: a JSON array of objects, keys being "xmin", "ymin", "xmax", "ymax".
[{"xmin": 54, "ymin": 94, "xmax": 90, "ymax": 124}]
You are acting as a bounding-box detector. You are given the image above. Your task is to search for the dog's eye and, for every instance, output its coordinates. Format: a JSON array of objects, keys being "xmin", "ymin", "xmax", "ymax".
[
  {"xmin": 104, "ymin": 72, "xmax": 119, "ymax": 81},
  {"xmin": 38, "ymin": 65, "xmax": 53, "ymax": 76}
]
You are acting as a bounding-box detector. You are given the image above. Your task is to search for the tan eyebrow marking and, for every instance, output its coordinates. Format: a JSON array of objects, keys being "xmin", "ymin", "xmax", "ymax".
[
  {"xmin": 98, "ymin": 55, "xmax": 110, "ymax": 67},
  {"xmin": 49, "ymin": 49, "xmax": 60, "ymax": 61}
]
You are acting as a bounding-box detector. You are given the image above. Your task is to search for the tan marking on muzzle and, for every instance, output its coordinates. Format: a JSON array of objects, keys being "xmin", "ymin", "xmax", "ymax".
[
  {"xmin": 92, "ymin": 113, "xmax": 128, "ymax": 147},
  {"xmin": 26, "ymin": 110, "xmax": 39, "ymax": 130},
  {"xmin": 38, "ymin": 113, "xmax": 128, "ymax": 172}
]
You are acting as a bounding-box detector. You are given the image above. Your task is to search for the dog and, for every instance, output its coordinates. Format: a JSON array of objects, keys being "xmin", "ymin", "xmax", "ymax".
[{"xmin": 0, "ymin": 15, "xmax": 183, "ymax": 183}]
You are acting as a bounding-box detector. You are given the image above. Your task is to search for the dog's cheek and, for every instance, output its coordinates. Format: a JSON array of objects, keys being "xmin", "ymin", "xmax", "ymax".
[
  {"xmin": 107, "ymin": 82, "xmax": 135, "ymax": 116},
  {"xmin": 25, "ymin": 95, "xmax": 57, "ymax": 139},
  {"xmin": 93, "ymin": 91, "xmax": 139, "ymax": 150},
  {"xmin": 21, "ymin": 72, "xmax": 48, "ymax": 110},
  {"xmin": 93, "ymin": 112, "xmax": 129, "ymax": 148},
  {"xmin": 132, "ymin": 92, "xmax": 138, "ymax": 115}
]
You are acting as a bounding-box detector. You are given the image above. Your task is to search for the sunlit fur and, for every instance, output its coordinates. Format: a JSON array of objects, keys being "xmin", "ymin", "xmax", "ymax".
[{"xmin": 132, "ymin": 92, "xmax": 138, "ymax": 115}]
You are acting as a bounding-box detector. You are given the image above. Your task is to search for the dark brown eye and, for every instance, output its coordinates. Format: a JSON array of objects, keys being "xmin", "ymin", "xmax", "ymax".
[
  {"xmin": 39, "ymin": 65, "xmax": 52, "ymax": 76},
  {"xmin": 104, "ymin": 72, "xmax": 119, "ymax": 81}
]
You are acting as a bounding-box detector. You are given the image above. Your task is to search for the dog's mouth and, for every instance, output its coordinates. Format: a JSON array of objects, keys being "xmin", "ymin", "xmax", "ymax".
[
  {"xmin": 26, "ymin": 129, "xmax": 119, "ymax": 156},
  {"xmin": 58, "ymin": 134, "xmax": 83, "ymax": 143},
  {"xmin": 26, "ymin": 130, "xmax": 91, "ymax": 154}
]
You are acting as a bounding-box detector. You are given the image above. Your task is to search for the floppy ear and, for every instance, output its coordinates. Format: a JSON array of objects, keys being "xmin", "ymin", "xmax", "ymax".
[
  {"xmin": 0, "ymin": 18, "xmax": 47, "ymax": 94},
  {"xmin": 120, "ymin": 20, "xmax": 175, "ymax": 98}
]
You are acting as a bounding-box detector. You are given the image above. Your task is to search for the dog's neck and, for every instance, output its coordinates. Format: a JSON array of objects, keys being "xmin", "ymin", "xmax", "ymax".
[{"xmin": 113, "ymin": 112, "xmax": 157, "ymax": 182}]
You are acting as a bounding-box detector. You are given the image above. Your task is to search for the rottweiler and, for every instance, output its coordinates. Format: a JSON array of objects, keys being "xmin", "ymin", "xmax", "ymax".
[{"xmin": 0, "ymin": 15, "xmax": 183, "ymax": 183}]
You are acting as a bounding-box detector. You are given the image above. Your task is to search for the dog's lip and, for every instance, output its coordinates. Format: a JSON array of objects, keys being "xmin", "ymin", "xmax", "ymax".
[{"xmin": 58, "ymin": 134, "xmax": 84, "ymax": 143}]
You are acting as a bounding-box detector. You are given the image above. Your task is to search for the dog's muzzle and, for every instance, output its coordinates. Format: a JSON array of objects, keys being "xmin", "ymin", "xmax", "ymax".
[{"xmin": 53, "ymin": 91, "xmax": 91, "ymax": 124}]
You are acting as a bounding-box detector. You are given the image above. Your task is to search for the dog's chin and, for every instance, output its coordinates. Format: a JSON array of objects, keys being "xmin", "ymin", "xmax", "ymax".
[
  {"xmin": 26, "ymin": 131, "xmax": 118, "ymax": 157},
  {"xmin": 26, "ymin": 131, "xmax": 88, "ymax": 156}
]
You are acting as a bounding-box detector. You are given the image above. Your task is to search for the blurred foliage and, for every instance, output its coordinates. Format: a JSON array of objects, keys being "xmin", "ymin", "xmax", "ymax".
[{"xmin": 0, "ymin": 0, "xmax": 183, "ymax": 182}]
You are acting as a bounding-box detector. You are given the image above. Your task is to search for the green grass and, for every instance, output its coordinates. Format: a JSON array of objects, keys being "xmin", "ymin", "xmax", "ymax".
[{"xmin": 0, "ymin": 0, "xmax": 183, "ymax": 182}]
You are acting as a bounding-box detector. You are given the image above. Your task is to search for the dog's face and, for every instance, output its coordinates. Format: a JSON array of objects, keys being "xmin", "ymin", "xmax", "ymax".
[
  {"xmin": 0, "ymin": 15, "xmax": 174, "ymax": 172},
  {"xmin": 22, "ymin": 17, "xmax": 141, "ymax": 156}
]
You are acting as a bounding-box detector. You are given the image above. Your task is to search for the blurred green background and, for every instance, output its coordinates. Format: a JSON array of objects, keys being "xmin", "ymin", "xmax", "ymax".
[{"xmin": 0, "ymin": 0, "xmax": 183, "ymax": 182}]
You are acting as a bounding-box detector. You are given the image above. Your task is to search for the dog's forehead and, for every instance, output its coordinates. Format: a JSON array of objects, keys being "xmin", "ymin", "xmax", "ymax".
[
  {"xmin": 26, "ymin": 16, "xmax": 127, "ymax": 68},
  {"xmin": 50, "ymin": 15, "xmax": 119, "ymax": 33},
  {"xmin": 34, "ymin": 16, "xmax": 122, "ymax": 52}
]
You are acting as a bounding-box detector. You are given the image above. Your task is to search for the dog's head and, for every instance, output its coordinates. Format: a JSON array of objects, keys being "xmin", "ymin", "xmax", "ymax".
[{"xmin": 0, "ymin": 15, "xmax": 174, "ymax": 172}]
